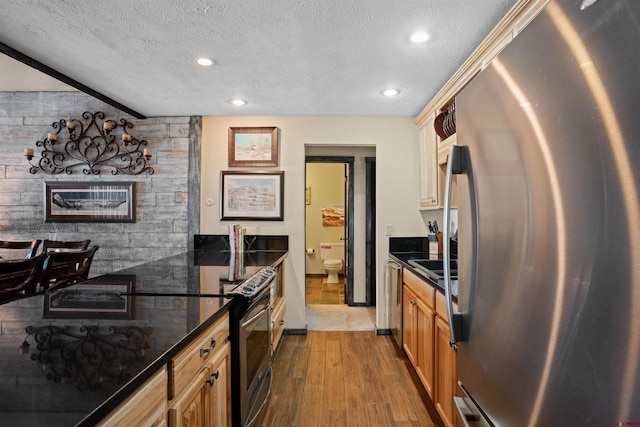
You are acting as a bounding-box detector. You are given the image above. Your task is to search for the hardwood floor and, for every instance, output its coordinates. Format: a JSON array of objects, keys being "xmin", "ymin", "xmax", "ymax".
[
  {"xmin": 261, "ymin": 331, "xmax": 442, "ymax": 427},
  {"xmin": 306, "ymin": 275, "xmax": 345, "ymax": 304}
]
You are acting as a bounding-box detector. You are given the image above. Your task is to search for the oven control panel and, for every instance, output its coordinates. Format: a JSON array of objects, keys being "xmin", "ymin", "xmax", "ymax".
[{"xmin": 230, "ymin": 266, "xmax": 276, "ymax": 297}]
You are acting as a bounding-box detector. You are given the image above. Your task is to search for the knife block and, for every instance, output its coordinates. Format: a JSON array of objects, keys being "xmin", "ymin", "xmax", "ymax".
[{"xmin": 428, "ymin": 232, "xmax": 443, "ymax": 259}]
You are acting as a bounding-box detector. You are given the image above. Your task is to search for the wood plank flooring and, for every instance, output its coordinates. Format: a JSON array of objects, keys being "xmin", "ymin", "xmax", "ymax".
[{"xmin": 261, "ymin": 331, "xmax": 442, "ymax": 427}]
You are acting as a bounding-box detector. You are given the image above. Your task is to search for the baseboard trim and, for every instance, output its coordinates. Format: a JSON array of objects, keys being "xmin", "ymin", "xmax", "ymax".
[
  {"xmin": 375, "ymin": 327, "xmax": 391, "ymax": 336},
  {"xmin": 283, "ymin": 327, "xmax": 308, "ymax": 336},
  {"xmin": 348, "ymin": 302, "xmax": 369, "ymax": 307}
]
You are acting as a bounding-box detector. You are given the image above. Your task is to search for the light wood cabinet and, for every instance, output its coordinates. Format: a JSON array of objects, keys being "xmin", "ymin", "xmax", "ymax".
[
  {"xmin": 437, "ymin": 134, "xmax": 458, "ymax": 209},
  {"xmin": 168, "ymin": 342, "xmax": 230, "ymax": 427},
  {"xmin": 416, "ymin": 108, "xmax": 458, "ymax": 210},
  {"xmin": 402, "ymin": 269, "xmax": 435, "ymax": 398},
  {"xmin": 414, "ymin": 0, "xmax": 551, "ymax": 210},
  {"xmin": 170, "ymin": 364, "xmax": 210, "ymax": 426},
  {"xmin": 168, "ymin": 313, "xmax": 231, "ymax": 427},
  {"xmin": 417, "ymin": 112, "xmax": 439, "ymax": 209},
  {"xmin": 402, "ymin": 268, "xmax": 458, "ymax": 427},
  {"xmin": 271, "ymin": 298, "xmax": 286, "ymax": 355},
  {"xmin": 97, "ymin": 367, "xmax": 168, "ymax": 427},
  {"xmin": 271, "ymin": 261, "xmax": 286, "ymax": 354},
  {"xmin": 435, "ymin": 291, "xmax": 457, "ymax": 427}
]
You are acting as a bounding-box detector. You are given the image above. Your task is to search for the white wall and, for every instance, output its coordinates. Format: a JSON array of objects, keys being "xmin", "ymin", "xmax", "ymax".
[{"xmin": 201, "ymin": 116, "xmax": 428, "ymax": 330}]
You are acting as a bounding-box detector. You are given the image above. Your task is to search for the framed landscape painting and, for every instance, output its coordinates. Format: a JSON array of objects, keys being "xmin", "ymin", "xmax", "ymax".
[
  {"xmin": 228, "ymin": 127, "xmax": 279, "ymax": 167},
  {"xmin": 44, "ymin": 181, "xmax": 135, "ymax": 223},
  {"xmin": 220, "ymin": 171, "xmax": 284, "ymax": 220}
]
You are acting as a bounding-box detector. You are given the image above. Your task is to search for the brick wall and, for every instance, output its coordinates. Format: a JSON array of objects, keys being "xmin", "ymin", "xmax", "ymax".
[{"xmin": 0, "ymin": 91, "xmax": 200, "ymax": 274}]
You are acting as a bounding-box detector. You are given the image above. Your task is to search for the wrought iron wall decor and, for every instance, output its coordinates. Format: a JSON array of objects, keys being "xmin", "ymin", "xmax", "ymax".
[
  {"xmin": 24, "ymin": 111, "xmax": 154, "ymax": 175},
  {"xmin": 21, "ymin": 324, "xmax": 152, "ymax": 391}
]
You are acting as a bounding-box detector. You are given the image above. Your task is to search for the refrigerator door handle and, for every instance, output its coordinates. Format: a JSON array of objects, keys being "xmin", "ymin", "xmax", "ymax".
[{"xmin": 444, "ymin": 144, "xmax": 465, "ymax": 344}]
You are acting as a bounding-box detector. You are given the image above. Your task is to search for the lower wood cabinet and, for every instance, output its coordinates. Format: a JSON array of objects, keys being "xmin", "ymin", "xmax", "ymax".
[
  {"xmin": 168, "ymin": 342, "xmax": 230, "ymax": 427},
  {"xmin": 402, "ymin": 270, "xmax": 435, "ymax": 398},
  {"xmin": 271, "ymin": 299, "xmax": 286, "ymax": 355},
  {"xmin": 435, "ymin": 313, "xmax": 457, "ymax": 427},
  {"xmin": 402, "ymin": 268, "xmax": 457, "ymax": 427},
  {"xmin": 97, "ymin": 367, "xmax": 168, "ymax": 427},
  {"xmin": 99, "ymin": 312, "xmax": 231, "ymax": 427},
  {"xmin": 168, "ymin": 312, "xmax": 231, "ymax": 427}
]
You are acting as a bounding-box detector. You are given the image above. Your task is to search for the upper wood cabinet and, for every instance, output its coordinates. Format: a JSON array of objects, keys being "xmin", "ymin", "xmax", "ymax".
[
  {"xmin": 415, "ymin": 0, "xmax": 551, "ymax": 210},
  {"xmin": 438, "ymin": 134, "xmax": 458, "ymax": 209},
  {"xmin": 416, "ymin": 108, "xmax": 458, "ymax": 210},
  {"xmin": 417, "ymin": 111, "xmax": 439, "ymax": 209}
]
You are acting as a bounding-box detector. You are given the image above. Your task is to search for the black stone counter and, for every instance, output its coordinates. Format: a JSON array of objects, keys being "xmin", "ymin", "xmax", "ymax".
[
  {"xmin": 0, "ymin": 247, "xmax": 287, "ymax": 426},
  {"xmin": 388, "ymin": 237, "xmax": 458, "ymax": 299}
]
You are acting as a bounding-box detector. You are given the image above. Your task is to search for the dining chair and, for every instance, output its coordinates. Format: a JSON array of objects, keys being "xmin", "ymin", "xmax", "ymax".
[
  {"xmin": 42, "ymin": 239, "xmax": 91, "ymax": 253},
  {"xmin": 0, "ymin": 240, "xmax": 42, "ymax": 259},
  {"xmin": 41, "ymin": 245, "xmax": 99, "ymax": 290},
  {"xmin": 0, "ymin": 253, "xmax": 48, "ymax": 295}
]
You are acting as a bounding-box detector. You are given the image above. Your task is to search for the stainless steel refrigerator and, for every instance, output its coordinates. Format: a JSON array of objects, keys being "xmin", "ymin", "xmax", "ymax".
[{"xmin": 441, "ymin": 0, "xmax": 640, "ymax": 425}]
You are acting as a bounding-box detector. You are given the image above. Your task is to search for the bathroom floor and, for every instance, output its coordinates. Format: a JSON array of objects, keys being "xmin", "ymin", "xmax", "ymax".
[
  {"xmin": 305, "ymin": 275, "xmax": 345, "ymax": 304},
  {"xmin": 305, "ymin": 275, "xmax": 376, "ymax": 331}
]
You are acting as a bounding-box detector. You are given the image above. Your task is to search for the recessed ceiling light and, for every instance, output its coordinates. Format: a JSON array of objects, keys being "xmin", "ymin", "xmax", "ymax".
[
  {"xmin": 196, "ymin": 57, "xmax": 214, "ymax": 66},
  {"xmin": 382, "ymin": 89, "xmax": 400, "ymax": 97},
  {"xmin": 230, "ymin": 99, "xmax": 247, "ymax": 106},
  {"xmin": 410, "ymin": 31, "xmax": 430, "ymax": 44}
]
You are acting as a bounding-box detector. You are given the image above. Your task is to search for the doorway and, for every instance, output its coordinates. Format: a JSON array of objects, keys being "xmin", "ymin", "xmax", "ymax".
[
  {"xmin": 305, "ymin": 157, "xmax": 354, "ymax": 305},
  {"xmin": 304, "ymin": 150, "xmax": 377, "ymax": 308}
]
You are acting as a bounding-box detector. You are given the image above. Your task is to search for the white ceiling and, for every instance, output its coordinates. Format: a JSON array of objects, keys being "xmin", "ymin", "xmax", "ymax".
[{"xmin": 0, "ymin": 0, "xmax": 518, "ymax": 118}]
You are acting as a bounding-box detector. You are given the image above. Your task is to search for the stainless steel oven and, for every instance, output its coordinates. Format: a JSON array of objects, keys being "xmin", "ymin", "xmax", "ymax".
[{"xmin": 229, "ymin": 267, "xmax": 275, "ymax": 427}]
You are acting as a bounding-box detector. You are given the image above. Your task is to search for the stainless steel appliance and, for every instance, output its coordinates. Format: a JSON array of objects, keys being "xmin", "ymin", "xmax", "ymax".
[
  {"xmin": 386, "ymin": 259, "xmax": 402, "ymax": 347},
  {"xmin": 442, "ymin": 0, "xmax": 640, "ymax": 424},
  {"xmin": 229, "ymin": 266, "xmax": 276, "ymax": 427}
]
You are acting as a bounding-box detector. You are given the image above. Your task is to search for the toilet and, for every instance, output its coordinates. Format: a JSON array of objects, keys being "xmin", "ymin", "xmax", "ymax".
[{"xmin": 319, "ymin": 242, "xmax": 344, "ymax": 284}]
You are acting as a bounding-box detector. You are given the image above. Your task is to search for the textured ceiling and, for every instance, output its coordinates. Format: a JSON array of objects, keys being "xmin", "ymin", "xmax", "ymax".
[{"xmin": 0, "ymin": 0, "xmax": 518, "ymax": 117}]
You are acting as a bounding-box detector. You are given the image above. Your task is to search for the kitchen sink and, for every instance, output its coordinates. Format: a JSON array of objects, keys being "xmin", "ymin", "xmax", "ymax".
[{"xmin": 408, "ymin": 258, "xmax": 458, "ymax": 281}]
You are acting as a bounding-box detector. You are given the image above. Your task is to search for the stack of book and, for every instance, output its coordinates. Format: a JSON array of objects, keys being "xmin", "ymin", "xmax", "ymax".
[{"xmin": 228, "ymin": 224, "xmax": 246, "ymax": 280}]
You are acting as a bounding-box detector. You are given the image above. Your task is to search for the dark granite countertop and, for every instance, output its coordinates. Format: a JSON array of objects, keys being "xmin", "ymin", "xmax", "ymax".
[
  {"xmin": 388, "ymin": 237, "xmax": 458, "ymax": 299},
  {"xmin": 0, "ymin": 244, "xmax": 287, "ymax": 426},
  {"xmin": 389, "ymin": 252, "xmax": 459, "ymax": 300}
]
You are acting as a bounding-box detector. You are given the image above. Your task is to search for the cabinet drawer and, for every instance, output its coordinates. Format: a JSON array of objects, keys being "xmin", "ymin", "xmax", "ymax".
[
  {"xmin": 403, "ymin": 268, "xmax": 435, "ymax": 309},
  {"xmin": 168, "ymin": 312, "xmax": 229, "ymax": 400},
  {"xmin": 435, "ymin": 291, "xmax": 458, "ymax": 321}
]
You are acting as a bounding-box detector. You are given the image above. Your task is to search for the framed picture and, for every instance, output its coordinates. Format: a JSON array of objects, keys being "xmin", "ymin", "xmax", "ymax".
[
  {"xmin": 44, "ymin": 181, "xmax": 135, "ymax": 223},
  {"xmin": 322, "ymin": 206, "xmax": 345, "ymax": 226},
  {"xmin": 228, "ymin": 127, "xmax": 279, "ymax": 167},
  {"xmin": 43, "ymin": 275, "xmax": 134, "ymax": 319},
  {"xmin": 221, "ymin": 171, "xmax": 284, "ymax": 220}
]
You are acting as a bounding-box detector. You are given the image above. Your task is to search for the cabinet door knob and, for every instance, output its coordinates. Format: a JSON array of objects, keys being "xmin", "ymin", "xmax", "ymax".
[
  {"xmin": 206, "ymin": 369, "xmax": 220, "ymax": 386},
  {"xmin": 200, "ymin": 337, "xmax": 217, "ymax": 357}
]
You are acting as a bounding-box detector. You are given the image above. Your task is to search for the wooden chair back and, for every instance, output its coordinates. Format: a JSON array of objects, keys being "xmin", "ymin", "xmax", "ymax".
[
  {"xmin": 0, "ymin": 253, "xmax": 48, "ymax": 295},
  {"xmin": 0, "ymin": 240, "xmax": 42, "ymax": 259},
  {"xmin": 42, "ymin": 245, "xmax": 99, "ymax": 290},
  {"xmin": 42, "ymin": 239, "xmax": 91, "ymax": 252}
]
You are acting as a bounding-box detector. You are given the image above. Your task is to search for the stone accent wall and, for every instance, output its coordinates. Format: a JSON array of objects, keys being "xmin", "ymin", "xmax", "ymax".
[{"xmin": 0, "ymin": 91, "xmax": 200, "ymax": 274}]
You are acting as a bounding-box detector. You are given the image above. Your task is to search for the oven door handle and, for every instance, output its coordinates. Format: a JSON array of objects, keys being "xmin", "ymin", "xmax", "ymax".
[{"xmin": 242, "ymin": 304, "xmax": 269, "ymax": 328}]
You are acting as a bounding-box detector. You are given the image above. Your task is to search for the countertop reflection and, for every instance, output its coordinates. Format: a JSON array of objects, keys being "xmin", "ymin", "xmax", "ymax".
[{"xmin": 0, "ymin": 249, "xmax": 287, "ymax": 426}]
